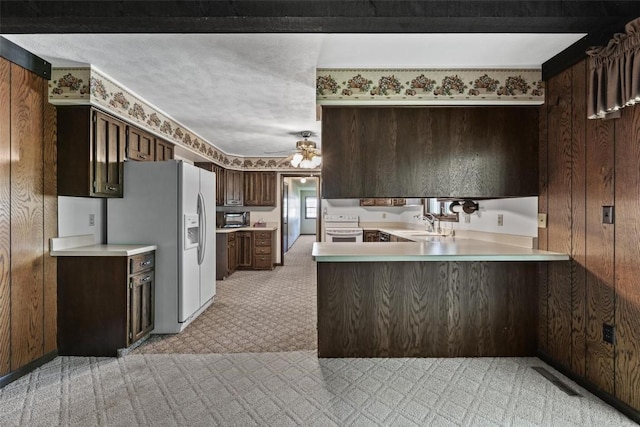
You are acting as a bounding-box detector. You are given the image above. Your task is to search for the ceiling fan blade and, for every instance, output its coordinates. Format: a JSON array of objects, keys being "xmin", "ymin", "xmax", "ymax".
[{"xmin": 263, "ymin": 149, "xmax": 293, "ymax": 154}]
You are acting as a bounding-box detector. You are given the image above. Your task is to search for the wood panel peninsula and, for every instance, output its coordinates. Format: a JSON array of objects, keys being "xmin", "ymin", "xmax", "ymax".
[{"xmin": 312, "ymin": 237, "xmax": 569, "ymax": 358}]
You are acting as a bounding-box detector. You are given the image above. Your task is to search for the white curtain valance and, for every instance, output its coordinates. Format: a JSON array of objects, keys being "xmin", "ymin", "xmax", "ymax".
[{"xmin": 587, "ymin": 17, "xmax": 640, "ymax": 119}]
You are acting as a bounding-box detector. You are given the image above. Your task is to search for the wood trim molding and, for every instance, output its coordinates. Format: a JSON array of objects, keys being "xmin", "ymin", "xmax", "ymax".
[
  {"xmin": 0, "ymin": 350, "xmax": 57, "ymax": 388},
  {"xmin": 538, "ymin": 351, "xmax": 640, "ymax": 425}
]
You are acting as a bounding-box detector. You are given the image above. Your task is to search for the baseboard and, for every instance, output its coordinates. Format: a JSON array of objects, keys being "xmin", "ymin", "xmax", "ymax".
[
  {"xmin": 537, "ymin": 350, "xmax": 640, "ymax": 424},
  {"xmin": 0, "ymin": 350, "xmax": 58, "ymax": 388}
]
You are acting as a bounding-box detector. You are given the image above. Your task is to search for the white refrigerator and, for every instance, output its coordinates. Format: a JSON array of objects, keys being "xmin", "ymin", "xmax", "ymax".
[{"xmin": 108, "ymin": 160, "xmax": 216, "ymax": 333}]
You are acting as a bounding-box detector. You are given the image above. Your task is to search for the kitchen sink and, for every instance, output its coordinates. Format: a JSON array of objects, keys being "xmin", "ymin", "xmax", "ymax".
[{"xmin": 408, "ymin": 235, "xmax": 445, "ymax": 242}]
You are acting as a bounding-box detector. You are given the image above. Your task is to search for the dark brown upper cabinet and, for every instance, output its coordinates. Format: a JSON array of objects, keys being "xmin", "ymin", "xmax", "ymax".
[
  {"xmin": 127, "ymin": 126, "xmax": 155, "ymax": 161},
  {"xmin": 321, "ymin": 106, "xmax": 538, "ymax": 199},
  {"xmin": 244, "ymin": 171, "xmax": 277, "ymax": 206},
  {"xmin": 195, "ymin": 162, "xmax": 226, "ymax": 206},
  {"xmin": 225, "ymin": 169, "xmax": 244, "ymax": 206},
  {"xmin": 154, "ymin": 138, "xmax": 174, "ymax": 161},
  {"xmin": 57, "ymin": 106, "xmax": 125, "ymax": 197}
]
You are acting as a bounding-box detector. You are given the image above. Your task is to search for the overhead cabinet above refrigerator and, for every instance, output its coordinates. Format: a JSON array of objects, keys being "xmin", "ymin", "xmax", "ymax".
[{"xmin": 108, "ymin": 160, "xmax": 216, "ymax": 333}]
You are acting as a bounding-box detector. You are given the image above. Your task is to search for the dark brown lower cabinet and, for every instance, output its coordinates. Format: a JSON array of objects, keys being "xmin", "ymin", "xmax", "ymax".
[
  {"xmin": 57, "ymin": 251, "xmax": 155, "ymax": 356},
  {"xmin": 253, "ymin": 230, "xmax": 274, "ymax": 270},
  {"xmin": 317, "ymin": 261, "xmax": 539, "ymax": 358},
  {"xmin": 216, "ymin": 232, "xmax": 238, "ymax": 280},
  {"xmin": 364, "ymin": 230, "xmax": 380, "ymax": 242},
  {"xmin": 236, "ymin": 231, "xmax": 253, "ymax": 268},
  {"xmin": 217, "ymin": 229, "xmax": 274, "ymax": 278}
]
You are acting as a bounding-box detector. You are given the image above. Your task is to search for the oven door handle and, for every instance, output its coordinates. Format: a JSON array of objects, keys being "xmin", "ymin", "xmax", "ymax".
[{"xmin": 326, "ymin": 230, "xmax": 363, "ymax": 236}]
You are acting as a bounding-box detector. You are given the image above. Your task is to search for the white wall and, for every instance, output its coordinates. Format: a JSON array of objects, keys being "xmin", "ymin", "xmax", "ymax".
[
  {"xmin": 323, "ymin": 196, "xmax": 539, "ymax": 237},
  {"xmin": 322, "ymin": 199, "xmax": 422, "ymax": 223},
  {"xmin": 300, "ymin": 190, "xmax": 317, "ymax": 234},
  {"xmin": 58, "ymin": 196, "xmax": 106, "ymax": 243},
  {"xmin": 453, "ymin": 197, "xmax": 538, "ymax": 236},
  {"xmin": 286, "ymin": 178, "xmax": 301, "ymax": 248}
]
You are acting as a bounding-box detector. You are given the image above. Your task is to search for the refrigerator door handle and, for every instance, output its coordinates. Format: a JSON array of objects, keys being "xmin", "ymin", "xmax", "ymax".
[{"xmin": 197, "ymin": 192, "xmax": 206, "ymax": 265}]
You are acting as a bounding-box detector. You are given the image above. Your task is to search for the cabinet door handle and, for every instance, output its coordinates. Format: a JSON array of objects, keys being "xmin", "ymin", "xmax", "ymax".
[
  {"xmin": 137, "ymin": 154, "xmax": 147, "ymax": 159},
  {"xmin": 105, "ymin": 185, "xmax": 118, "ymax": 192},
  {"xmin": 141, "ymin": 275, "xmax": 152, "ymax": 282},
  {"xmin": 140, "ymin": 260, "xmax": 151, "ymax": 266}
]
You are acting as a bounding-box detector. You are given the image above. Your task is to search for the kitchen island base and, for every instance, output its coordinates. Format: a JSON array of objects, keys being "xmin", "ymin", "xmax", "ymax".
[{"xmin": 317, "ymin": 261, "xmax": 542, "ymax": 358}]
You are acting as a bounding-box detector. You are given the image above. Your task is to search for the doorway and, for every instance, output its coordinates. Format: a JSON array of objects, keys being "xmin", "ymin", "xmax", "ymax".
[{"xmin": 280, "ymin": 175, "xmax": 319, "ymax": 264}]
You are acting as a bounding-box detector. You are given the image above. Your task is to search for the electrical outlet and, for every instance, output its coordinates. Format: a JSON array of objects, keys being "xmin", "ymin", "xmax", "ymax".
[
  {"xmin": 382, "ymin": 213, "xmax": 386, "ymax": 219},
  {"xmin": 537, "ymin": 213, "xmax": 547, "ymax": 228},
  {"xmin": 464, "ymin": 214, "xmax": 471, "ymax": 223},
  {"xmin": 89, "ymin": 213, "xmax": 95, "ymax": 227},
  {"xmin": 497, "ymin": 214, "xmax": 504, "ymax": 226},
  {"xmin": 603, "ymin": 323, "xmax": 615, "ymax": 344}
]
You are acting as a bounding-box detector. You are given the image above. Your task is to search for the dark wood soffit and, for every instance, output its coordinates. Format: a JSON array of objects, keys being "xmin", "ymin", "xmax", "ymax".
[
  {"xmin": 1, "ymin": 1, "xmax": 638, "ymax": 34},
  {"xmin": 542, "ymin": 19, "xmax": 634, "ymax": 80},
  {"xmin": 0, "ymin": 37, "xmax": 51, "ymax": 80}
]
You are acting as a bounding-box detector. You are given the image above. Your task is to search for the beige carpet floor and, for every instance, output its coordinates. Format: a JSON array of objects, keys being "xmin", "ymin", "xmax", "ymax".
[
  {"xmin": 133, "ymin": 234, "xmax": 318, "ymax": 354},
  {"xmin": 1, "ymin": 235, "xmax": 636, "ymax": 425},
  {"xmin": 1, "ymin": 353, "xmax": 636, "ymax": 426}
]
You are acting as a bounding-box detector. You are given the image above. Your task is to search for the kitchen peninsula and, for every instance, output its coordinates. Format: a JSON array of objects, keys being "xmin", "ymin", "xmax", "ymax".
[{"xmin": 313, "ymin": 237, "xmax": 568, "ymax": 358}]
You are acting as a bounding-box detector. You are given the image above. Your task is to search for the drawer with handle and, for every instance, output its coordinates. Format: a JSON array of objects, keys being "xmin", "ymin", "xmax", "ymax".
[
  {"xmin": 254, "ymin": 231, "xmax": 272, "ymax": 240},
  {"xmin": 130, "ymin": 271, "xmax": 155, "ymax": 287},
  {"xmin": 254, "ymin": 255, "xmax": 272, "ymax": 269},
  {"xmin": 254, "ymin": 239, "xmax": 271, "ymax": 247},
  {"xmin": 255, "ymin": 246, "xmax": 271, "ymax": 255},
  {"xmin": 129, "ymin": 252, "xmax": 155, "ymax": 275}
]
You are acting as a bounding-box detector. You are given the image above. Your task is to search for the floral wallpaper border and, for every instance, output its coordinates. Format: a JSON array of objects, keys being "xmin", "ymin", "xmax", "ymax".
[
  {"xmin": 316, "ymin": 69, "xmax": 544, "ymax": 104},
  {"xmin": 48, "ymin": 67, "xmax": 305, "ymax": 171}
]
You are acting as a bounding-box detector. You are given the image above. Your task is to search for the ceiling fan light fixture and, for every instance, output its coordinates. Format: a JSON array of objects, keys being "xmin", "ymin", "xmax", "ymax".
[{"xmin": 288, "ymin": 130, "xmax": 321, "ymax": 169}]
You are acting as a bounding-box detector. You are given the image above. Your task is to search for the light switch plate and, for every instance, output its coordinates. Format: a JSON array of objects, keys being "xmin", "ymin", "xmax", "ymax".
[
  {"xmin": 537, "ymin": 213, "xmax": 547, "ymax": 228},
  {"xmin": 602, "ymin": 206, "xmax": 614, "ymax": 224}
]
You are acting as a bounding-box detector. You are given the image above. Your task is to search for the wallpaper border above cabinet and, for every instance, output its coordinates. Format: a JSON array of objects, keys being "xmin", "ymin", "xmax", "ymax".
[
  {"xmin": 317, "ymin": 68, "xmax": 544, "ymax": 105},
  {"xmin": 48, "ymin": 66, "xmax": 317, "ymax": 172}
]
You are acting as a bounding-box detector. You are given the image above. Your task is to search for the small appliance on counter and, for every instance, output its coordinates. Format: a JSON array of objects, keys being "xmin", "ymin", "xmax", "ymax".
[{"xmin": 221, "ymin": 211, "xmax": 250, "ymax": 228}]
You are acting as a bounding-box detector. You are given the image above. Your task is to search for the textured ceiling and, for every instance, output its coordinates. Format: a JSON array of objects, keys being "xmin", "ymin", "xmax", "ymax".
[{"xmin": 4, "ymin": 33, "xmax": 584, "ymax": 158}]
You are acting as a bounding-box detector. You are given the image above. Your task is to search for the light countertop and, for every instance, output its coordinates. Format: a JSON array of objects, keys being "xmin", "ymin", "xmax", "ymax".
[
  {"xmin": 312, "ymin": 239, "xmax": 569, "ymax": 262},
  {"xmin": 216, "ymin": 226, "xmax": 278, "ymax": 233},
  {"xmin": 50, "ymin": 234, "xmax": 156, "ymax": 257}
]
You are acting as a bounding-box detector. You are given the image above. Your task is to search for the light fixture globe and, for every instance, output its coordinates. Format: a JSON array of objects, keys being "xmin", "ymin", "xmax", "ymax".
[
  {"xmin": 291, "ymin": 152, "xmax": 303, "ymax": 167},
  {"xmin": 287, "ymin": 131, "xmax": 322, "ymax": 169}
]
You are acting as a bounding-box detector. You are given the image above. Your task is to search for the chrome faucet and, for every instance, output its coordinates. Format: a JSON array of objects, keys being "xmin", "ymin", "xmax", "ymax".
[{"xmin": 414, "ymin": 213, "xmax": 441, "ymax": 233}]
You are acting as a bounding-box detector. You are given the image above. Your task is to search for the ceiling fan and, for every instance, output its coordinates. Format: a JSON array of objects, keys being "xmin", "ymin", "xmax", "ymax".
[{"xmin": 266, "ymin": 131, "xmax": 322, "ymax": 169}]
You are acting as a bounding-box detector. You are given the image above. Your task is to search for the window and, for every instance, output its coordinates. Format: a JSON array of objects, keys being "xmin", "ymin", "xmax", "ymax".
[
  {"xmin": 305, "ymin": 197, "xmax": 317, "ymax": 219},
  {"xmin": 425, "ymin": 198, "xmax": 459, "ymax": 222}
]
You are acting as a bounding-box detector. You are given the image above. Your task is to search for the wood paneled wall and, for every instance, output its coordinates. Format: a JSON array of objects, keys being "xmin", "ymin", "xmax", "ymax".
[
  {"xmin": 0, "ymin": 58, "xmax": 57, "ymax": 380},
  {"xmin": 0, "ymin": 54, "xmax": 11, "ymax": 377},
  {"xmin": 540, "ymin": 58, "xmax": 640, "ymax": 411},
  {"xmin": 614, "ymin": 105, "xmax": 640, "ymax": 409}
]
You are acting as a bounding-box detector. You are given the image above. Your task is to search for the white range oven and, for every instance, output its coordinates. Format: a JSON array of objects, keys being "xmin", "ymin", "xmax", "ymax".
[{"xmin": 324, "ymin": 214, "xmax": 363, "ymax": 243}]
